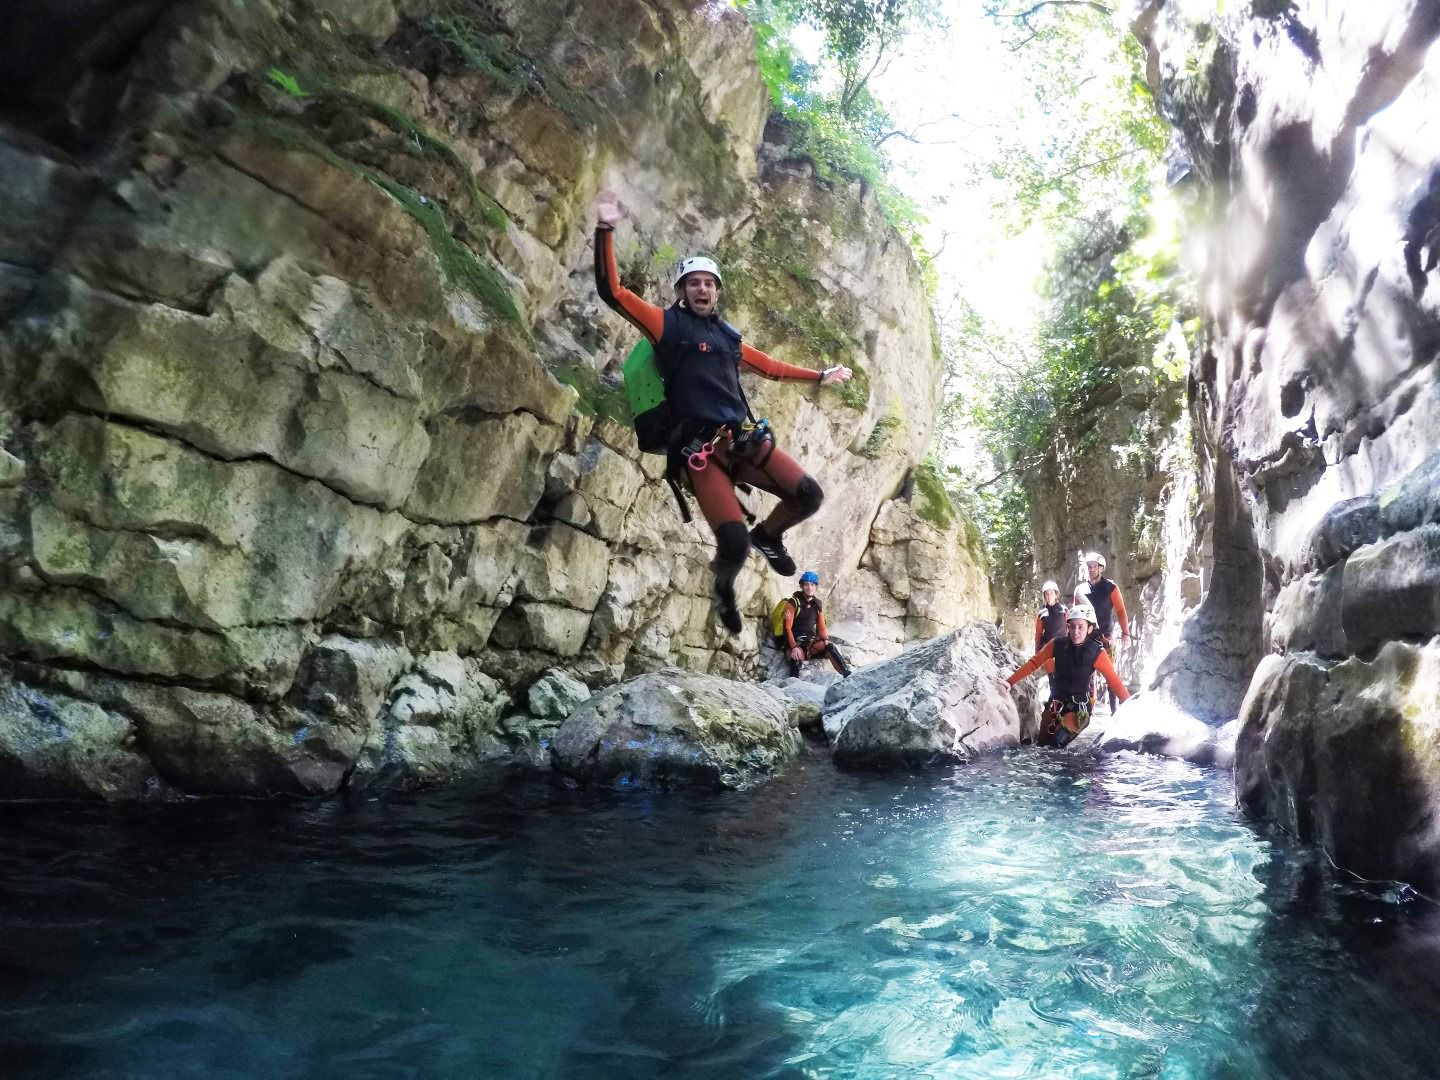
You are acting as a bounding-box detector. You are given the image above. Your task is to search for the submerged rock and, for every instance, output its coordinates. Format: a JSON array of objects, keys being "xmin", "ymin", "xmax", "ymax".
[
  {"xmin": 551, "ymin": 670, "xmax": 801, "ymax": 790},
  {"xmin": 822, "ymin": 624, "xmax": 1035, "ymax": 768}
]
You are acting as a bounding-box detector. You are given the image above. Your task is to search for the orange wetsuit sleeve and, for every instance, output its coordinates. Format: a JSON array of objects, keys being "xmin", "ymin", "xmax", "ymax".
[
  {"xmin": 1112, "ymin": 590, "xmax": 1130, "ymax": 638},
  {"xmin": 1008, "ymin": 640, "xmax": 1056, "ymax": 686},
  {"xmin": 740, "ymin": 341, "xmax": 825, "ymax": 383},
  {"xmin": 1094, "ymin": 650, "xmax": 1130, "ymax": 703},
  {"xmin": 817, "ymin": 610, "xmax": 829, "ymax": 640},
  {"xmin": 1034, "ymin": 616, "xmax": 1044, "ymax": 653},
  {"xmin": 594, "ymin": 225, "xmax": 665, "ymax": 343},
  {"xmin": 783, "ymin": 604, "xmax": 797, "ymax": 649}
]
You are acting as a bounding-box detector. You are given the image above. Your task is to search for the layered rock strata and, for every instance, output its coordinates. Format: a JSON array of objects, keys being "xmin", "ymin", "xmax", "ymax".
[{"xmin": 0, "ymin": 0, "xmax": 976, "ymax": 797}]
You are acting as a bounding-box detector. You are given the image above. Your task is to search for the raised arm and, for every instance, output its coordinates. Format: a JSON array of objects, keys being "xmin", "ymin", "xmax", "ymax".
[
  {"xmin": 593, "ymin": 193, "xmax": 665, "ymax": 343},
  {"xmin": 741, "ymin": 341, "xmax": 854, "ymax": 385},
  {"xmin": 1033, "ymin": 614, "xmax": 1044, "ymax": 653}
]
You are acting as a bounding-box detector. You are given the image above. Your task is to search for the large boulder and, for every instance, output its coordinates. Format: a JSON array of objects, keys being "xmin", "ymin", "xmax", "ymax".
[
  {"xmin": 551, "ymin": 670, "xmax": 802, "ymax": 790},
  {"xmin": 1234, "ymin": 639, "xmax": 1440, "ymax": 894},
  {"xmin": 822, "ymin": 623, "xmax": 1037, "ymax": 768}
]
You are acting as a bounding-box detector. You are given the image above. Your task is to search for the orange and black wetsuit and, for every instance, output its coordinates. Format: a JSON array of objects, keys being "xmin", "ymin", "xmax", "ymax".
[
  {"xmin": 1034, "ymin": 602, "xmax": 1067, "ymax": 652},
  {"xmin": 1086, "ymin": 577, "xmax": 1130, "ymax": 644},
  {"xmin": 595, "ymin": 223, "xmax": 829, "ymax": 591},
  {"xmin": 1008, "ymin": 633, "xmax": 1129, "ymax": 747},
  {"xmin": 782, "ymin": 594, "xmax": 850, "ymax": 677}
]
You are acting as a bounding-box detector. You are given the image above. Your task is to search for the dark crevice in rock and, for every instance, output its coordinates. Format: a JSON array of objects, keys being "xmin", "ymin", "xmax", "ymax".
[
  {"xmin": 45, "ymin": 505, "xmax": 236, "ymax": 551},
  {"xmin": 433, "ymin": 401, "xmax": 563, "ymax": 430},
  {"xmin": 60, "ymin": 406, "xmax": 411, "ymax": 518},
  {"xmin": 21, "ymin": 572, "xmax": 309, "ymax": 638},
  {"xmin": 6, "ymin": 648, "xmax": 268, "ymax": 706}
]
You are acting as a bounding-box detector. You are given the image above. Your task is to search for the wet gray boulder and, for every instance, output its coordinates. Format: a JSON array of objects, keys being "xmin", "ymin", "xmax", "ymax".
[
  {"xmin": 822, "ymin": 623, "xmax": 1036, "ymax": 768},
  {"xmin": 551, "ymin": 670, "xmax": 802, "ymax": 790},
  {"xmin": 527, "ymin": 668, "xmax": 592, "ymax": 723}
]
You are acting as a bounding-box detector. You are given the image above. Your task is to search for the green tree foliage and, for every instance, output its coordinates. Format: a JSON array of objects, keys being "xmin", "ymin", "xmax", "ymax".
[
  {"xmin": 980, "ymin": 2, "xmax": 1169, "ymax": 231},
  {"xmin": 739, "ymin": 0, "xmax": 937, "ymax": 251},
  {"xmin": 922, "ymin": 1, "xmax": 1193, "ymax": 602},
  {"xmin": 942, "ymin": 213, "xmax": 1191, "ymax": 602}
]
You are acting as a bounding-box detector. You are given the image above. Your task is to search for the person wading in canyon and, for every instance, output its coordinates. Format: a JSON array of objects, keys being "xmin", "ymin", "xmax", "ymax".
[
  {"xmin": 1081, "ymin": 551, "xmax": 1131, "ymax": 713},
  {"xmin": 1034, "ymin": 579, "xmax": 1067, "ymax": 697},
  {"xmin": 1002, "ymin": 602, "xmax": 1129, "ymax": 747},
  {"xmin": 593, "ymin": 190, "xmax": 853, "ymax": 634}
]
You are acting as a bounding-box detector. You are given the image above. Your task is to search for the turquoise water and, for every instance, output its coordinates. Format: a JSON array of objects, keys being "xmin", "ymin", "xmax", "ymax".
[{"xmin": 2, "ymin": 748, "xmax": 1437, "ymax": 1078}]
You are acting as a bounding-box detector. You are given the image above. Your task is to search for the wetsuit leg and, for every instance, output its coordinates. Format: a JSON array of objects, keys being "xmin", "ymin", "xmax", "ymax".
[
  {"xmin": 823, "ymin": 642, "xmax": 851, "ymax": 676},
  {"xmin": 687, "ymin": 457, "xmax": 751, "ymax": 633},
  {"xmin": 729, "ymin": 443, "xmax": 822, "ymax": 536}
]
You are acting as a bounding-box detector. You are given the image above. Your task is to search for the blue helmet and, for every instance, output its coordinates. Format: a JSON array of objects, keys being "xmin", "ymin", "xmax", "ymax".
[{"xmin": 799, "ymin": 570, "xmax": 820, "ymax": 584}]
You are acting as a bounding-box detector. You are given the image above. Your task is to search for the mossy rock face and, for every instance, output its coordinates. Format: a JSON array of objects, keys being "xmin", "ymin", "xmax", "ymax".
[
  {"xmin": 0, "ymin": 0, "xmax": 943, "ymax": 799},
  {"xmin": 0, "ymin": 674, "xmax": 165, "ymax": 801}
]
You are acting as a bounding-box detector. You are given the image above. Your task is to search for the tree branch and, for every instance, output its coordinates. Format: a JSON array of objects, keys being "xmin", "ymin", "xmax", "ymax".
[{"xmin": 1003, "ymin": 0, "xmax": 1114, "ymax": 21}]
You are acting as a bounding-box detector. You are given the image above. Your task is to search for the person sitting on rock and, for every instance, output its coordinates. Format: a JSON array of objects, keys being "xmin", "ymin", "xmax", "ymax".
[
  {"xmin": 1002, "ymin": 602, "xmax": 1128, "ymax": 748},
  {"xmin": 1082, "ymin": 550, "xmax": 1131, "ymax": 714},
  {"xmin": 1034, "ymin": 579, "xmax": 1067, "ymax": 697},
  {"xmin": 780, "ymin": 570, "xmax": 851, "ymax": 678},
  {"xmin": 593, "ymin": 190, "xmax": 852, "ymax": 634}
]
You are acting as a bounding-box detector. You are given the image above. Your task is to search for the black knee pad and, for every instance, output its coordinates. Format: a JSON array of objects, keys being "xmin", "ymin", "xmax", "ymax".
[
  {"xmin": 713, "ymin": 520, "xmax": 751, "ymax": 572},
  {"xmin": 793, "ymin": 475, "xmax": 824, "ymax": 516}
]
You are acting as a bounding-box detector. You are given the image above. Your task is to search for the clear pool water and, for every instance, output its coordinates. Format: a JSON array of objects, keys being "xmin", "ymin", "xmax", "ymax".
[{"xmin": 3, "ymin": 748, "xmax": 1438, "ymax": 1078}]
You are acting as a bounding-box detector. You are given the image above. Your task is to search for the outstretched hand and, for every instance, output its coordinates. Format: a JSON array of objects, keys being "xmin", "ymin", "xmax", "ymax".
[
  {"xmin": 820, "ymin": 365, "xmax": 853, "ymax": 385},
  {"xmin": 997, "ymin": 677, "xmax": 1012, "ymax": 695},
  {"xmin": 595, "ymin": 189, "xmax": 627, "ymax": 226}
]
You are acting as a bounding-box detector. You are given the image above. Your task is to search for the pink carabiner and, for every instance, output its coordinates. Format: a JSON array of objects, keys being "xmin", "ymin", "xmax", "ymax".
[{"xmin": 688, "ymin": 447, "xmax": 711, "ymax": 471}]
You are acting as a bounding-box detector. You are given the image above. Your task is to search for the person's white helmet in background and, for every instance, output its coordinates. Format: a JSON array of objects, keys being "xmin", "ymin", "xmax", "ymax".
[
  {"xmin": 1083, "ymin": 551, "xmax": 1106, "ymax": 570},
  {"xmin": 1041, "ymin": 580, "xmax": 1059, "ymax": 594},
  {"xmin": 1067, "ymin": 603, "xmax": 1097, "ymax": 625},
  {"xmin": 674, "ymin": 256, "xmax": 722, "ymax": 289}
]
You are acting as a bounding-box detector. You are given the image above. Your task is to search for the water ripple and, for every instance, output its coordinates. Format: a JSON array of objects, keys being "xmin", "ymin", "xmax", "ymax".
[{"xmin": 3, "ymin": 757, "xmax": 1440, "ymax": 1077}]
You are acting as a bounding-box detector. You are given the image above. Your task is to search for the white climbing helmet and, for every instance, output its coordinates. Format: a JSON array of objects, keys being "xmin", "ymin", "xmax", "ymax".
[
  {"xmin": 1067, "ymin": 603, "xmax": 1097, "ymax": 625},
  {"xmin": 1083, "ymin": 551, "xmax": 1106, "ymax": 570},
  {"xmin": 1041, "ymin": 580, "xmax": 1059, "ymax": 594},
  {"xmin": 673, "ymin": 256, "xmax": 722, "ymax": 289}
]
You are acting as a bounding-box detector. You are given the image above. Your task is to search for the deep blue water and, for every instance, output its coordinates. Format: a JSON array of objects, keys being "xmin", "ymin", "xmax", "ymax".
[{"xmin": 3, "ymin": 748, "xmax": 1439, "ymax": 1079}]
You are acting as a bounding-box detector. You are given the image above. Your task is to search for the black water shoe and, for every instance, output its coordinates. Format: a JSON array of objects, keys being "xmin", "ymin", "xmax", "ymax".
[
  {"xmin": 750, "ymin": 526, "xmax": 796, "ymax": 576},
  {"xmin": 713, "ymin": 580, "xmax": 743, "ymax": 634}
]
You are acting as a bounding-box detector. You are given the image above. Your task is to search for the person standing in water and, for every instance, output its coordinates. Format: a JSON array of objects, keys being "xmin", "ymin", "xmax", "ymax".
[{"xmin": 1003, "ymin": 602, "xmax": 1128, "ymax": 747}]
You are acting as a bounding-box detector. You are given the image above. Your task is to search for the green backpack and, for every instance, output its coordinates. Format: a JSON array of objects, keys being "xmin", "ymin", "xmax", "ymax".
[
  {"xmin": 769, "ymin": 596, "xmax": 797, "ymax": 639},
  {"xmin": 621, "ymin": 340, "xmax": 675, "ymax": 454}
]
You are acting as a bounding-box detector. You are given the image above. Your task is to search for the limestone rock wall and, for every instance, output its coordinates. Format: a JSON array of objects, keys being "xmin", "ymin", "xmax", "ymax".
[
  {"xmin": 1137, "ymin": 1, "xmax": 1440, "ymax": 878},
  {"xmin": 0, "ymin": 0, "xmax": 971, "ymax": 797}
]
